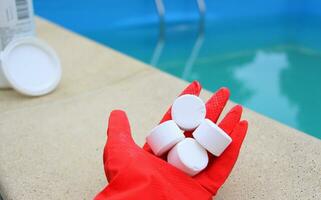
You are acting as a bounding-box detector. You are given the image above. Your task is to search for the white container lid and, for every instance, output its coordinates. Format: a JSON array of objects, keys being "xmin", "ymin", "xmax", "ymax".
[
  {"xmin": 171, "ymin": 94, "xmax": 206, "ymax": 131},
  {"xmin": 0, "ymin": 37, "xmax": 61, "ymax": 96}
]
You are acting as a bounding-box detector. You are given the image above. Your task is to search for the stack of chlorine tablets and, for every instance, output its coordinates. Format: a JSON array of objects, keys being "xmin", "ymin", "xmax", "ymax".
[{"xmin": 146, "ymin": 94, "xmax": 232, "ymax": 176}]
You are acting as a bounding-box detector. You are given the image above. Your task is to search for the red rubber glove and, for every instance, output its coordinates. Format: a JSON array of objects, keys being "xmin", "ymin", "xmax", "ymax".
[{"xmin": 94, "ymin": 81, "xmax": 248, "ymax": 200}]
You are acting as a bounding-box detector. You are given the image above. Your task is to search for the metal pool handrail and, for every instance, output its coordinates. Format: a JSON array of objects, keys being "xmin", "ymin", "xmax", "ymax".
[
  {"xmin": 197, "ymin": 0, "xmax": 206, "ymax": 20},
  {"xmin": 155, "ymin": 0, "xmax": 165, "ymax": 24},
  {"xmin": 151, "ymin": 0, "xmax": 206, "ymax": 68},
  {"xmin": 154, "ymin": 0, "xmax": 206, "ymax": 22}
]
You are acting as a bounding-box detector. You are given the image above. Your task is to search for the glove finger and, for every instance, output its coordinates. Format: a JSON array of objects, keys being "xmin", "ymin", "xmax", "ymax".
[
  {"xmin": 192, "ymin": 105, "xmax": 242, "ymax": 180},
  {"xmin": 143, "ymin": 81, "xmax": 202, "ymax": 152},
  {"xmin": 194, "ymin": 105, "xmax": 242, "ymax": 185},
  {"xmin": 218, "ymin": 105, "xmax": 243, "ymax": 135},
  {"xmin": 205, "ymin": 87, "xmax": 230, "ymax": 123},
  {"xmin": 103, "ymin": 110, "xmax": 138, "ymax": 181},
  {"xmin": 194, "ymin": 120, "xmax": 248, "ymax": 195}
]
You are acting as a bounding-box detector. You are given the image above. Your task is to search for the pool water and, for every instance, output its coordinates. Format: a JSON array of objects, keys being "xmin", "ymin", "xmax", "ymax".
[
  {"xmin": 33, "ymin": 0, "xmax": 321, "ymax": 139},
  {"xmin": 84, "ymin": 16, "xmax": 321, "ymax": 138}
]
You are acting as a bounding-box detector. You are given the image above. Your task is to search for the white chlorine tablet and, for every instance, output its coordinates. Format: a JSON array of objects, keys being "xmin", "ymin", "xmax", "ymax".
[
  {"xmin": 193, "ymin": 119, "xmax": 232, "ymax": 157},
  {"xmin": 167, "ymin": 138, "xmax": 208, "ymax": 176},
  {"xmin": 146, "ymin": 120, "xmax": 185, "ymax": 156},
  {"xmin": 171, "ymin": 94, "xmax": 206, "ymax": 131}
]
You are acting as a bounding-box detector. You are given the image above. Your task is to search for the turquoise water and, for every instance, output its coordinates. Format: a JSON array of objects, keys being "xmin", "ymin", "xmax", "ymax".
[{"xmin": 85, "ymin": 17, "xmax": 321, "ymax": 138}]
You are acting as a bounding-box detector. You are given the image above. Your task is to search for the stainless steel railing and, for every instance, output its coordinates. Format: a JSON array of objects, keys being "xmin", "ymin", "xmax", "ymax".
[{"xmin": 154, "ymin": 0, "xmax": 206, "ymax": 23}]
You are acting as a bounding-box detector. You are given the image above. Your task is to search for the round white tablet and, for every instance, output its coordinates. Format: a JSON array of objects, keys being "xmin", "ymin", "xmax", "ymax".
[
  {"xmin": 0, "ymin": 37, "xmax": 61, "ymax": 96},
  {"xmin": 171, "ymin": 94, "xmax": 206, "ymax": 131},
  {"xmin": 146, "ymin": 120, "xmax": 185, "ymax": 156},
  {"xmin": 167, "ymin": 138, "xmax": 208, "ymax": 176},
  {"xmin": 193, "ymin": 119, "xmax": 232, "ymax": 157}
]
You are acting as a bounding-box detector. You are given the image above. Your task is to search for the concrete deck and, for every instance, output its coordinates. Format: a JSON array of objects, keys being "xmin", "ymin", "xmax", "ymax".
[{"xmin": 0, "ymin": 17, "xmax": 320, "ymax": 200}]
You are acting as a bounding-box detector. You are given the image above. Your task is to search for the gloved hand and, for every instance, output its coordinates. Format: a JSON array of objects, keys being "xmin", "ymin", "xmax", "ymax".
[{"xmin": 94, "ymin": 81, "xmax": 248, "ymax": 200}]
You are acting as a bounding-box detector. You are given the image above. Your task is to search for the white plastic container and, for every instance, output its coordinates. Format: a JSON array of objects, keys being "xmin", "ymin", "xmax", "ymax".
[
  {"xmin": 0, "ymin": 0, "xmax": 35, "ymax": 50},
  {"xmin": 0, "ymin": 0, "xmax": 36, "ymax": 90},
  {"xmin": 0, "ymin": 0, "xmax": 17, "ymax": 28},
  {"xmin": 167, "ymin": 138, "xmax": 208, "ymax": 176}
]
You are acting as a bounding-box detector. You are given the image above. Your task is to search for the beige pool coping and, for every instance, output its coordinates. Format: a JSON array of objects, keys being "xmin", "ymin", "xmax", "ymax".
[{"xmin": 0, "ymin": 17, "xmax": 320, "ymax": 200}]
